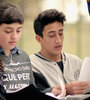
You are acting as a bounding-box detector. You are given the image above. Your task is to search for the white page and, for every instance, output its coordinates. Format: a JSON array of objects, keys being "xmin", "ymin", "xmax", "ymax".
[
  {"xmin": 45, "ymin": 92, "xmax": 65, "ymax": 100},
  {"xmin": 58, "ymin": 75, "xmax": 65, "ymax": 97},
  {"xmin": 46, "ymin": 93, "xmax": 90, "ymax": 100},
  {"xmin": 79, "ymin": 57, "xmax": 90, "ymax": 82}
]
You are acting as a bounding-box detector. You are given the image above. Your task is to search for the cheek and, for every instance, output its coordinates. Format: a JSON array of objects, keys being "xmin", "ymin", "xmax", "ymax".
[
  {"xmin": 61, "ymin": 38, "xmax": 63, "ymax": 42},
  {"xmin": 17, "ymin": 33, "xmax": 22, "ymax": 40},
  {"xmin": 0, "ymin": 37, "xmax": 8, "ymax": 46},
  {"xmin": 0, "ymin": 34, "xmax": 8, "ymax": 42},
  {"xmin": 45, "ymin": 40, "xmax": 54, "ymax": 48}
]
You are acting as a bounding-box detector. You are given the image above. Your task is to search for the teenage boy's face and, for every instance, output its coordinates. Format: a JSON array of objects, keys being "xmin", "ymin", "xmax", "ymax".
[
  {"xmin": 0, "ymin": 23, "xmax": 22, "ymax": 54},
  {"xmin": 37, "ymin": 21, "xmax": 64, "ymax": 56}
]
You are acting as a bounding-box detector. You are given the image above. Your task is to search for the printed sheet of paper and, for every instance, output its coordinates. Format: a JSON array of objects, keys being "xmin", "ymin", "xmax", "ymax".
[
  {"xmin": 79, "ymin": 57, "xmax": 90, "ymax": 82},
  {"xmin": 58, "ymin": 75, "xmax": 65, "ymax": 97},
  {"xmin": 46, "ymin": 92, "xmax": 65, "ymax": 100}
]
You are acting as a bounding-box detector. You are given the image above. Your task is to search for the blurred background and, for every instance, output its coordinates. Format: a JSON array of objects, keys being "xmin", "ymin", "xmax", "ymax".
[{"xmin": 5, "ymin": 0, "xmax": 90, "ymax": 59}]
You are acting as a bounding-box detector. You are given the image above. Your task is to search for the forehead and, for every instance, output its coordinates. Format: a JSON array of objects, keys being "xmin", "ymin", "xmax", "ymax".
[
  {"xmin": 0, "ymin": 23, "xmax": 23, "ymax": 29},
  {"xmin": 43, "ymin": 22, "xmax": 63, "ymax": 33},
  {"xmin": 44, "ymin": 21, "xmax": 62, "ymax": 29}
]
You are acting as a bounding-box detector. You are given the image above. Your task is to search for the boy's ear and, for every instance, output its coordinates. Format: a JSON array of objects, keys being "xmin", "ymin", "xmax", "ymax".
[{"xmin": 35, "ymin": 35, "xmax": 42, "ymax": 43}]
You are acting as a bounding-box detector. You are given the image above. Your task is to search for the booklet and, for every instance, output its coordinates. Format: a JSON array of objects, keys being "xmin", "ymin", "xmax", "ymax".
[{"xmin": 79, "ymin": 57, "xmax": 90, "ymax": 82}]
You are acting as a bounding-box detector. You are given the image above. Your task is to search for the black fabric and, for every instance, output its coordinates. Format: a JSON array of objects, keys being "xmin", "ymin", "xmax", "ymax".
[
  {"xmin": 5, "ymin": 84, "xmax": 57, "ymax": 100},
  {"xmin": 57, "ymin": 61, "xmax": 63, "ymax": 73},
  {"xmin": 0, "ymin": 85, "xmax": 6, "ymax": 100},
  {"xmin": 0, "ymin": 84, "xmax": 90, "ymax": 100},
  {"xmin": 33, "ymin": 72, "xmax": 50, "ymax": 91}
]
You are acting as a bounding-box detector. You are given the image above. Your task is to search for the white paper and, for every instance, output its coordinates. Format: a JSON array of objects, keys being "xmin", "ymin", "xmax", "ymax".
[
  {"xmin": 58, "ymin": 75, "xmax": 65, "ymax": 96},
  {"xmin": 46, "ymin": 93, "xmax": 90, "ymax": 100},
  {"xmin": 79, "ymin": 57, "xmax": 90, "ymax": 82},
  {"xmin": 46, "ymin": 92, "xmax": 65, "ymax": 99}
]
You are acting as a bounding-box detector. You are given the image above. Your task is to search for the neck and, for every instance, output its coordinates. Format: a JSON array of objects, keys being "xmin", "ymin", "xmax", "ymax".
[
  {"xmin": 4, "ymin": 50, "xmax": 10, "ymax": 56},
  {"xmin": 40, "ymin": 51, "xmax": 62, "ymax": 62}
]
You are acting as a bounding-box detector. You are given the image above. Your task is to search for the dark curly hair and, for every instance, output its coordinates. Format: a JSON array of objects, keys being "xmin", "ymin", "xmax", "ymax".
[{"xmin": 34, "ymin": 9, "xmax": 66, "ymax": 37}]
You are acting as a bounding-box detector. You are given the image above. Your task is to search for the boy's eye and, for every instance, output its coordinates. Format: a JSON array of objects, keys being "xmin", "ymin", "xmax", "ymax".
[
  {"xmin": 4, "ymin": 30, "xmax": 12, "ymax": 33},
  {"xmin": 49, "ymin": 34, "xmax": 55, "ymax": 37},
  {"xmin": 4, "ymin": 28, "xmax": 12, "ymax": 33},
  {"xmin": 17, "ymin": 27, "xmax": 22, "ymax": 33},
  {"xmin": 48, "ymin": 32, "xmax": 56, "ymax": 37},
  {"xmin": 17, "ymin": 31, "xmax": 20, "ymax": 33},
  {"xmin": 59, "ymin": 33, "xmax": 63, "ymax": 36},
  {"xmin": 17, "ymin": 30, "xmax": 22, "ymax": 33}
]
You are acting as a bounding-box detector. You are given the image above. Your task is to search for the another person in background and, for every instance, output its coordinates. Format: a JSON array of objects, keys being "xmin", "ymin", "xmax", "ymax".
[
  {"xmin": 87, "ymin": 0, "xmax": 90, "ymax": 15},
  {"xmin": 0, "ymin": 2, "xmax": 65, "ymax": 100},
  {"xmin": 30, "ymin": 9, "xmax": 90, "ymax": 95}
]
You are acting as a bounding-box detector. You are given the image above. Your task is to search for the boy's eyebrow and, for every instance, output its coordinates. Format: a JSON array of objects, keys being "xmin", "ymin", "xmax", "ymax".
[
  {"xmin": 59, "ymin": 29, "xmax": 64, "ymax": 32},
  {"xmin": 5, "ymin": 27, "xmax": 13, "ymax": 29},
  {"xmin": 17, "ymin": 26, "xmax": 23, "ymax": 29},
  {"xmin": 5, "ymin": 26, "xmax": 22, "ymax": 29},
  {"xmin": 48, "ymin": 30, "xmax": 56, "ymax": 33},
  {"xmin": 48, "ymin": 28, "xmax": 64, "ymax": 33}
]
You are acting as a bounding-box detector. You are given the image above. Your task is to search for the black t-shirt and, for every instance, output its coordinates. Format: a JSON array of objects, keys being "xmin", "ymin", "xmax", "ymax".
[{"xmin": 57, "ymin": 61, "xmax": 63, "ymax": 73}]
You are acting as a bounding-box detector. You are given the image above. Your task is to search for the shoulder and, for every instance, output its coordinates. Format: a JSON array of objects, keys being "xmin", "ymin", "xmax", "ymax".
[
  {"xmin": 18, "ymin": 49, "xmax": 30, "ymax": 61},
  {"xmin": 62, "ymin": 52, "xmax": 83, "ymax": 63},
  {"xmin": 30, "ymin": 54, "xmax": 35, "ymax": 58},
  {"xmin": 19, "ymin": 49, "xmax": 29, "ymax": 55},
  {"xmin": 30, "ymin": 52, "xmax": 41, "ymax": 60},
  {"xmin": 19, "ymin": 49, "xmax": 29, "ymax": 56},
  {"xmin": 29, "ymin": 54, "xmax": 36, "ymax": 61}
]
